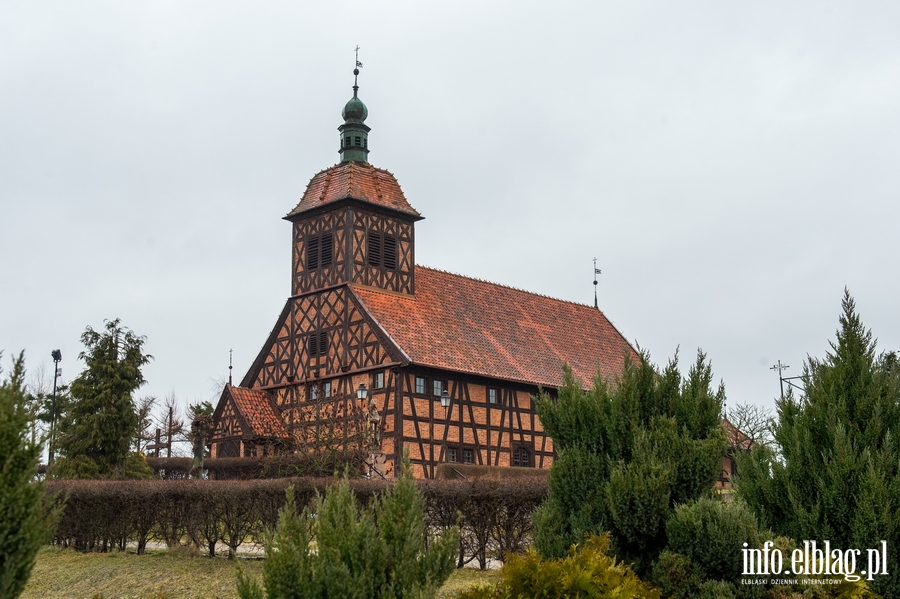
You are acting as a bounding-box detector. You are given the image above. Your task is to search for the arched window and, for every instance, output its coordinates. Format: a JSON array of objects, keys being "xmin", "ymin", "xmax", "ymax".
[{"xmin": 513, "ymin": 446, "xmax": 531, "ymax": 468}]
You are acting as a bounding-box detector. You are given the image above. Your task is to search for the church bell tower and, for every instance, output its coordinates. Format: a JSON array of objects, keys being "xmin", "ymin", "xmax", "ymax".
[{"xmin": 283, "ymin": 64, "xmax": 423, "ymax": 298}]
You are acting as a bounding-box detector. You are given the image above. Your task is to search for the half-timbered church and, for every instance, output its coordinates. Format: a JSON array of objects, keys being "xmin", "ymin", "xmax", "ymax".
[{"xmin": 209, "ymin": 70, "xmax": 638, "ymax": 478}]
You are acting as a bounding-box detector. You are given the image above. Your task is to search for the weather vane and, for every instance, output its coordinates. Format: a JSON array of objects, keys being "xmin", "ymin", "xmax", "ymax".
[
  {"xmin": 593, "ymin": 257, "xmax": 602, "ymax": 309},
  {"xmin": 354, "ymin": 46, "xmax": 363, "ymax": 87}
]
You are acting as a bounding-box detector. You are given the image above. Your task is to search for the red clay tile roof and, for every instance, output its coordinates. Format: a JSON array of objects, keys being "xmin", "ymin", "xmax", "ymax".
[
  {"xmin": 722, "ymin": 418, "xmax": 755, "ymax": 451},
  {"xmin": 287, "ymin": 161, "xmax": 421, "ymax": 219},
  {"xmin": 229, "ymin": 385, "xmax": 290, "ymax": 439},
  {"xmin": 353, "ymin": 267, "xmax": 638, "ymax": 389}
]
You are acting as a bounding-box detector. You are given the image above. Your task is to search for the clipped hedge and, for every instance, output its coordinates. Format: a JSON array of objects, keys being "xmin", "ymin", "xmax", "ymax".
[
  {"xmin": 46, "ymin": 476, "xmax": 548, "ymax": 566},
  {"xmin": 422, "ymin": 476, "xmax": 548, "ymax": 568},
  {"xmin": 145, "ymin": 451, "xmax": 369, "ymax": 480},
  {"xmin": 434, "ymin": 463, "xmax": 550, "ymax": 480}
]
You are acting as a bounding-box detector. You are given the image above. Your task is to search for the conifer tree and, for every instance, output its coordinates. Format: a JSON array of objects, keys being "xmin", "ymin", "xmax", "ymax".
[
  {"xmin": 51, "ymin": 319, "xmax": 153, "ymax": 479},
  {"xmin": 238, "ymin": 457, "xmax": 458, "ymax": 599},
  {"xmin": 0, "ymin": 352, "xmax": 60, "ymax": 599},
  {"xmin": 737, "ymin": 291, "xmax": 900, "ymax": 596},
  {"xmin": 533, "ymin": 351, "xmax": 727, "ymax": 574}
]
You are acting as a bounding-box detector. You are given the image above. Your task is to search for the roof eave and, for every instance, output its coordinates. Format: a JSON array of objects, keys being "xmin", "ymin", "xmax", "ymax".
[{"xmin": 283, "ymin": 196, "xmax": 424, "ymax": 223}]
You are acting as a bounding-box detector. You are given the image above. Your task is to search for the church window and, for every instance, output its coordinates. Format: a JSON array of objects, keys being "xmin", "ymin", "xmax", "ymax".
[
  {"xmin": 488, "ymin": 388, "xmax": 499, "ymax": 404},
  {"xmin": 446, "ymin": 444, "xmax": 476, "ymax": 464},
  {"xmin": 218, "ymin": 439, "xmax": 240, "ymax": 458},
  {"xmin": 513, "ymin": 446, "xmax": 531, "ymax": 468},
  {"xmin": 374, "ymin": 371, "xmax": 385, "ymax": 389},
  {"xmin": 345, "ymin": 136, "xmax": 351, "ymax": 147},
  {"xmin": 415, "ymin": 377, "xmax": 426, "ymax": 394},
  {"xmin": 354, "ymin": 136, "xmax": 361, "ymax": 146}
]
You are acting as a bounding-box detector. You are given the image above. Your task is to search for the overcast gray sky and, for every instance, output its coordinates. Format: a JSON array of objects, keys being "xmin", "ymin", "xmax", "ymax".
[{"xmin": 2, "ymin": 2, "xmax": 899, "ymax": 417}]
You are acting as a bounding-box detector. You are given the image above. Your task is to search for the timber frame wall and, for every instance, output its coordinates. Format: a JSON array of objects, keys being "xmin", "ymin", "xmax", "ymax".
[
  {"xmin": 213, "ymin": 183, "xmax": 555, "ymax": 476},
  {"xmin": 392, "ymin": 367, "xmax": 554, "ymax": 479},
  {"xmin": 290, "ymin": 203, "xmax": 416, "ymax": 297},
  {"xmin": 215, "ymin": 363, "xmax": 555, "ymax": 479}
]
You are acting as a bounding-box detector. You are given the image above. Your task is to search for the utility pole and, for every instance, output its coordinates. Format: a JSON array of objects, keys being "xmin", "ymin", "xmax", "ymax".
[{"xmin": 49, "ymin": 349, "xmax": 62, "ymax": 464}]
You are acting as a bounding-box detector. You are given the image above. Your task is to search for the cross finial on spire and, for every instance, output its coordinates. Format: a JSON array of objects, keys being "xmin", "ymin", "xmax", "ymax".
[
  {"xmin": 771, "ymin": 359, "xmax": 789, "ymax": 400},
  {"xmin": 353, "ymin": 46, "xmax": 363, "ymax": 94},
  {"xmin": 228, "ymin": 348, "xmax": 233, "ymax": 386},
  {"xmin": 339, "ymin": 47, "xmax": 370, "ymax": 162},
  {"xmin": 593, "ymin": 258, "xmax": 601, "ymax": 309}
]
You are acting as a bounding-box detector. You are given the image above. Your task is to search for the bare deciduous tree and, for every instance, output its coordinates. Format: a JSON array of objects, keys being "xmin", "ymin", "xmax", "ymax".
[
  {"xmin": 135, "ymin": 395, "xmax": 159, "ymax": 454},
  {"xmin": 726, "ymin": 402, "xmax": 774, "ymax": 449}
]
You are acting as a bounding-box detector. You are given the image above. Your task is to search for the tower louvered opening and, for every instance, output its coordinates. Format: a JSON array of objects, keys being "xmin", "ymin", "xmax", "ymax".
[
  {"xmin": 320, "ymin": 233, "xmax": 333, "ymax": 266},
  {"xmin": 306, "ymin": 234, "xmax": 333, "ymax": 270},
  {"xmin": 384, "ymin": 236, "xmax": 397, "ymax": 270},
  {"xmin": 307, "ymin": 331, "xmax": 329, "ymax": 357},
  {"xmin": 307, "ymin": 237, "xmax": 320, "ymax": 270},
  {"xmin": 367, "ymin": 232, "xmax": 382, "ymax": 266}
]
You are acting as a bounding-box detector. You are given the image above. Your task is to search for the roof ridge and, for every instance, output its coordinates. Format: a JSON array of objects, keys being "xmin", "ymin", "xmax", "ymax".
[
  {"xmin": 372, "ymin": 165, "xmax": 383, "ymax": 199},
  {"xmin": 319, "ymin": 167, "xmax": 333, "ymax": 202},
  {"xmin": 310, "ymin": 161, "xmax": 392, "ymax": 176},
  {"xmin": 415, "ymin": 264, "xmax": 600, "ymax": 311},
  {"xmin": 346, "ymin": 161, "xmax": 355, "ymax": 197}
]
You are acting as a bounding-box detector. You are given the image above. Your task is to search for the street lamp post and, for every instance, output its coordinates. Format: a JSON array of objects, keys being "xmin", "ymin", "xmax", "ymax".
[{"xmin": 49, "ymin": 349, "xmax": 62, "ymax": 464}]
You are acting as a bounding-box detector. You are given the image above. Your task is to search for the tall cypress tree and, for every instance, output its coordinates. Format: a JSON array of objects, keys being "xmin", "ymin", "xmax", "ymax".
[
  {"xmin": 736, "ymin": 291, "xmax": 900, "ymax": 596},
  {"xmin": 52, "ymin": 319, "xmax": 153, "ymax": 479},
  {"xmin": 0, "ymin": 352, "xmax": 60, "ymax": 598},
  {"xmin": 533, "ymin": 350, "xmax": 726, "ymax": 573}
]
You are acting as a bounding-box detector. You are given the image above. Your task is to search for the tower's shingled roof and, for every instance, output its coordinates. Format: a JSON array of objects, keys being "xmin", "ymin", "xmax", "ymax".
[
  {"xmin": 286, "ymin": 161, "xmax": 421, "ymax": 219},
  {"xmin": 352, "ymin": 266, "xmax": 638, "ymax": 389}
]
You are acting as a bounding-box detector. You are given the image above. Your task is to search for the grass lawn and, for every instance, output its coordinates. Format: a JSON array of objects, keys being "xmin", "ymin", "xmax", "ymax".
[{"xmin": 21, "ymin": 547, "xmax": 499, "ymax": 599}]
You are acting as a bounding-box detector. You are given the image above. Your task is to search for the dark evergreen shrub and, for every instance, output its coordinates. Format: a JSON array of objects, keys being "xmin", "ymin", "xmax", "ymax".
[
  {"xmin": 651, "ymin": 550, "xmax": 702, "ymax": 599},
  {"xmin": 665, "ymin": 497, "xmax": 760, "ymax": 582},
  {"xmin": 534, "ymin": 353, "xmax": 727, "ymax": 574},
  {"xmin": 0, "ymin": 353, "xmax": 61, "ymax": 598},
  {"xmin": 737, "ymin": 292, "xmax": 900, "ymax": 598},
  {"xmin": 237, "ymin": 461, "xmax": 458, "ymax": 599},
  {"xmin": 697, "ymin": 580, "xmax": 737, "ymax": 599}
]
